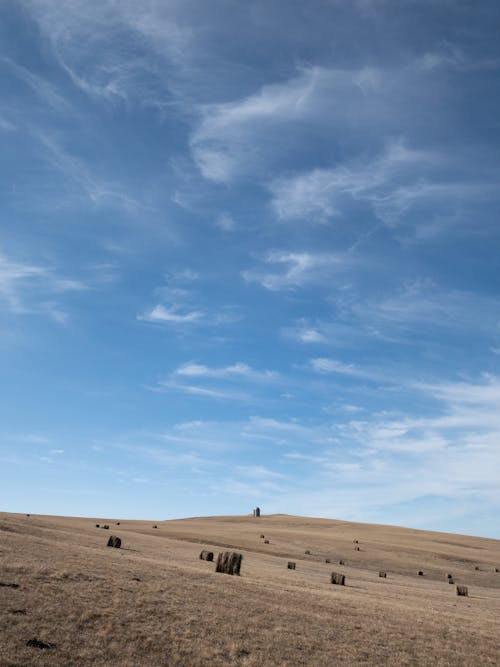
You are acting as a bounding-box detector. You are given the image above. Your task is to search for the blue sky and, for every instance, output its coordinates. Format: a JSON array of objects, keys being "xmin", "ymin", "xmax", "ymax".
[{"xmin": 1, "ymin": 1, "xmax": 500, "ymax": 537}]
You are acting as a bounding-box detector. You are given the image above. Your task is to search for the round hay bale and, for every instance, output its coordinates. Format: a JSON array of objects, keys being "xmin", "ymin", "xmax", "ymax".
[
  {"xmin": 107, "ymin": 536, "xmax": 121, "ymax": 548},
  {"xmin": 325, "ymin": 558, "xmax": 331, "ymax": 564},
  {"xmin": 448, "ymin": 577, "xmax": 455, "ymax": 584},
  {"xmin": 330, "ymin": 572, "xmax": 345, "ymax": 586},
  {"xmin": 260, "ymin": 534, "xmax": 265, "ymax": 539},
  {"xmin": 264, "ymin": 539, "xmax": 270, "ymax": 544},
  {"xmin": 95, "ymin": 524, "xmax": 100, "ymax": 528},
  {"xmin": 304, "ymin": 550, "xmax": 311, "ymax": 555},
  {"xmin": 418, "ymin": 571, "xmax": 424, "ymax": 576},
  {"xmin": 199, "ymin": 550, "xmax": 214, "ymax": 561},
  {"xmin": 215, "ymin": 551, "xmax": 242, "ymax": 575},
  {"xmin": 447, "ymin": 574, "xmax": 453, "ymax": 579},
  {"xmin": 379, "ymin": 571, "xmax": 387, "ymax": 578},
  {"xmin": 456, "ymin": 585, "xmax": 468, "ymax": 596},
  {"xmin": 339, "ymin": 560, "xmax": 345, "ymax": 565},
  {"xmin": 287, "ymin": 561, "xmax": 296, "ymax": 570}
]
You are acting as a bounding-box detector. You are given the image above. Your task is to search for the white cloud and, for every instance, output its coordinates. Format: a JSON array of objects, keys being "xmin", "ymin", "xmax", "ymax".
[
  {"xmin": 215, "ymin": 213, "xmax": 236, "ymax": 231},
  {"xmin": 138, "ymin": 304, "xmax": 203, "ymax": 324},
  {"xmin": 243, "ymin": 250, "xmax": 350, "ymax": 291},
  {"xmin": 310, "ymin": 357, "xmax": 382, "ymax": 382},
  {"xmin": 0, "ymin": 249, "xmax": 85, "ymax": 318},
  {"xmin": 190, "ymin": 67, "xmax": 320, "ymax": 182},
  {"xmin": 35, "ymin": 133, "xmax": 147, "ymax": 213},
  {"xmin": 175, "ymin": 361, "xmax": 278, "ymax": 382},
  {"xmin": 1, "ymin": 56, "xmax": 73, "ymax": 113},
  {"xmin": 270, "ymin": 140, "xmax": 440, "ymax": 224},
  {"xmin": 22, "ymin": 0, "xmax": 192, "ymax": 105}
]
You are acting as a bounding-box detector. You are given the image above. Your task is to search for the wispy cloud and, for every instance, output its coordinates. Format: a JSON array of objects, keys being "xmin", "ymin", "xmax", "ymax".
[
  {"xmin": 243, "ymin": 250, "xmax": 350, "ymax": 291},
  {"xmin": 0, "ymin": 249, "xmax": 85, "ymax": 319},
  {"xmin": 310, "ymin": 357, "xmax": 383, "ymax": 382},
  {"xmin": 23, "ymin": 0, "xmax": 192, "ymax": 106},
  {"xmin": 1, "ymin": 55, "xmax": 73, "ymax": 113},
  {"xmin": 35, "ymin": 133, "xmax": 147, "ymax": 212},
  {"xmin": 138, "ymin": 304, "xmax": 203, "ymax": 324},
  {"xmin": 175, "ymin": 361, "xmax": 278, "ymax": 382},
  {"xmin": 190, "ymin": 67, "xmax": 319, "ymax": 182}
]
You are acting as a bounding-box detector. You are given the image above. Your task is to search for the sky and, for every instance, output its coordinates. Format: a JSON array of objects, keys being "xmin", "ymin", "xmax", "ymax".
[{"xmin": 1, "ymin": 1, "xmax": 500, "ymax": 538}]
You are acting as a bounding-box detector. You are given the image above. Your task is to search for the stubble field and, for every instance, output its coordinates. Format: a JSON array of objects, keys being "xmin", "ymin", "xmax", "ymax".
[{"xmin": 1, "ymin": 512, "xmax": 499, "ymax": 666}]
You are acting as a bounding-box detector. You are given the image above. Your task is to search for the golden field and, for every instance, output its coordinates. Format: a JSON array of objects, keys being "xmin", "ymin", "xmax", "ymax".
[{"xmin": 1, "ymin": 512, "xmax": 499, "ymax": 666}]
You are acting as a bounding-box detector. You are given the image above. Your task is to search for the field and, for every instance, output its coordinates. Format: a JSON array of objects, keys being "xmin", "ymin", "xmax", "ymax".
[{"xmin": 1, "ymin": 512, "xmax": 499, "ymax": 666}]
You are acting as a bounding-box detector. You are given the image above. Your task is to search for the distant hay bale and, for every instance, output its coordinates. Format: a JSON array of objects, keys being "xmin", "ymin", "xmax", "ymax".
[
  {"xmin": 116, "ymin": 522, "xmax": 120, "ymax": 526},
  {"xmin": 495, "ymin": 568, "xmax": 499, "ymax": 573},
  {"xmin": 199, "ymin": 550, "xmax": 214, "ymax": 561},
  {"xmin": 330, "ymin": 572, "xmax": 345, "ymax": 586},
  {"xmin": 339, "ymin": 560, "xmax": 345, "ymax": 565},
  {"xmin": 325, "ymin": 558, "xmax": 331, "ymax": 564},
  {"xmin": 102, "ymin": 525, "xmax": 109, "ymax": 530},
  {"xmin": 287, "ymin": 562, "xmax": 296, "ymax": 570},
  {"xmin": 260, "ymin": 534, "xmax": 265, "ymax": 539},
  {"xmin": 354, "ymin": 545, "xmax": 360, "ymax": 551},
  {"xmin": 353, "ymin": 540, "xmax": 358, "ymax": 544},
  {"xmin": 26, "ymin": 514, "xmax": 30, "ymax": 517},
  {"xmin": 474, "ymin": 566, "xmax": 480, "ymax": 571},
  {"xmin": 26, "ymin": 638, "xmax": 53, "ymax": 650},
  {"xmin": 418, "ymin": 571, "xmax": 424, "ymax": 576},
  {"xmin": 304, "ymin": 550, "xmax": 311, "ymax": 555},
  {"xmin": 264, "ymin": 539, "xmax": 270, "ymax": 544},
  {"xmin": 457, "ymin": 585, "xmax": 468, "ymax": 596},
  {"xmin": 107, "ymin": 536, "xmax": 121, "ymax": 548},
  {"xmin": 447, "ymin": 574, "xmax": 453, "ymax": 579},
  {"xmin": 379, "ymin": 571, "xmax": 387, "ymax": 578},
  {"xmin": 215, "ymin": 551, "xmax": 242, "ymax": 575},
  {"xmin": 448, "ymin": 577, "xmax": 455, "ymax": 584},
  {"xmin": 95, "ymin": 524, "xmax": 100, "ymax": 528},
  {"xmin": 153, "ymin": 525, "xmax": 158, "ymax": 529}
]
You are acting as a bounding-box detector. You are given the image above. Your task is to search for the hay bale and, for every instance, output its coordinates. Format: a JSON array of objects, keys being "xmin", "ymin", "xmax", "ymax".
[
  {"xmin": 264, "ymin": 539, "xmax": 270, "ymax": 544},
  {"xmin": 330, "ymin": 572, "xmax": 345, "ymax": 585},
  {"xmin": 95, "ymin": 524, "xmax": 100, "ymax": 528},
  {"xmin": 448, "ymin": 577, "xmax": 455, "ymax": 584},
  {"xmin": 199, "ymin": 550, "xmax": 214, "ymax": 561},
  {"xmin": 354, "ymin": 545, "xmax": 360, "ymax": 551},
  {"xmin": 102, "ymin": 525, "xmax": 109, "ymax": 530},
  {"xmin": 153, "ymin": 525, "xmax": 158, "ymax": 529},
  {"xmin": 379, "ymin": 571, "xmax": 387, "ymax": 578},
  {"xmin": 447, "ymin": 573, "xmax": 453, "ymax": 579},
  {"xmin": 107, "ymin": 536, "xmax": 121, "ymax": 548},
  {"xmin": 305, "ymin": 550, "xmax": 311, "ymax": 555},
  {"xmin": 287, "ymin": 562, "xmax": 296, "ymax": 570},
  {"xmin": 339, "ymin": 560, "xmax": 345, "ymax": 565},
  {"xmin": 495, "ymin": 568, "xmax": 499, "ymax": 573},
  {"xmin": 353, "ymin": 540, "xmax": 358, "ymax": 544},
  {"xmin": 260, "ymin": 534, "xmax": 265, "ymax": 539},
  {"xmin": 215, "ymin": 551, "xmax": 242, "ymax": 575},
  {"xmin": 116, "ymin": 522, "xmax": 120, "ymax": 526},
  {"xmin": 418, "ymin": 571, "xmax": 424, "ymax": 576},
  {"xmin": 26, "ymin": 638, "xmax": 53, "ymax": 650},
  {"xmin": 325, "ymin": 558, "xmax": 331, "ymax": 564},
  {"xmin": 457, "ymin": 585, "xmax": 468, "ymax": 596},
  {"xmin": 474, "ymin": 566, "xmax": 480, "ymax": 571}
]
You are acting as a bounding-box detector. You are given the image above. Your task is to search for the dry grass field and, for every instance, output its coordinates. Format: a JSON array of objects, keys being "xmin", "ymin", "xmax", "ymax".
[{"xmin": 1, "ymin": 512, "xmax": 499, "ymax": 666}]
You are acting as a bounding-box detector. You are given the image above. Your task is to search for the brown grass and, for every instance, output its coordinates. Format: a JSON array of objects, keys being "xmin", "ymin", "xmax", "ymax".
[{"xmin": 1, "ymin": 512, "xmax": 499, "ymax": 665}]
